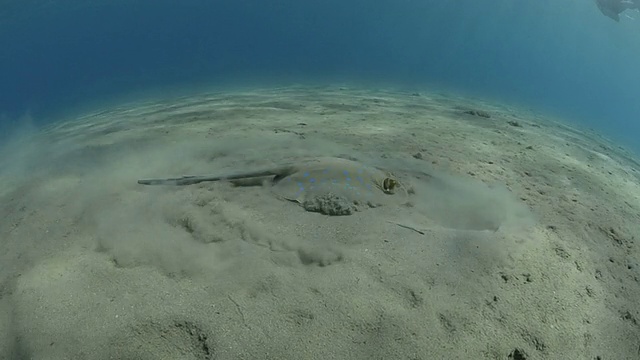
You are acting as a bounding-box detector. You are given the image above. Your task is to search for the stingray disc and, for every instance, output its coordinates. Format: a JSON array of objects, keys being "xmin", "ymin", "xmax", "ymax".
[{"xmin": 270, "ymin": 157, "xmax": 405, "ymax": 206}]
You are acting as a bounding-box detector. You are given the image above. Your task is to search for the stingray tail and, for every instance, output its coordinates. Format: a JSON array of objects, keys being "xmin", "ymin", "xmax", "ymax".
[{"xmin": 137, "ymin": 166, "xmax": 296, "ymax": 186}]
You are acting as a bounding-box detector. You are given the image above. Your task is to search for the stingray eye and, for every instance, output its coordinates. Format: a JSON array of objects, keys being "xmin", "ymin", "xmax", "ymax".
[{"xmin": 382, "ymin": 178, "xmax": 397, "ymax": 193}]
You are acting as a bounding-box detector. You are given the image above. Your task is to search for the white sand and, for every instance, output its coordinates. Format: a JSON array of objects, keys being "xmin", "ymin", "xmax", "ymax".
[{"xmin": 0, "ymin": 86, "xmax": 638, "ymax": 359}]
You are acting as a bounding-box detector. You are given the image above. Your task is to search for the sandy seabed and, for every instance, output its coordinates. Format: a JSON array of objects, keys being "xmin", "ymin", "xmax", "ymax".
[{"xmin": 0, "ymin": 86, "xmax": 639, "ymax": 360}]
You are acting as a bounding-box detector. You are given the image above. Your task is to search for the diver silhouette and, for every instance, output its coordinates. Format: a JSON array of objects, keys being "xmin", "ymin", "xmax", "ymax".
[{"xmin": 596, "ymin": 0, "xmax": 639, "ymax": 21}]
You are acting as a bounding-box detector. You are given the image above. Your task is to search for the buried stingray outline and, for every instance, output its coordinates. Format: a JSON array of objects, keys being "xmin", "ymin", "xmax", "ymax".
[
  {"xmin": 137, "ymin": 156, "xmax": 519, "ymax": 233},
  {"xmin": 138, "ymin": 157, "xmax": 410, "ymax": 213}
]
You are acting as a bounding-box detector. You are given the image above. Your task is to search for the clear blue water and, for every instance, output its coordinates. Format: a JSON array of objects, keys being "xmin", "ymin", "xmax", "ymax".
[{"xmin": 1, "ymin": 0, "xmax": 639, "ymax": 150}]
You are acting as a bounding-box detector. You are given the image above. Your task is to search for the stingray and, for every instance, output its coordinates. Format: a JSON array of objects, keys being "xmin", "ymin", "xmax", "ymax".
[{"xmin": 138, "ymin": 157, "xmax": 409, "ymax": 215}]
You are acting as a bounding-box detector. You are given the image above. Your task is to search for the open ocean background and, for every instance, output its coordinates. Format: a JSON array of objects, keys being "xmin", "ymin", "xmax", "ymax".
[{"xmin": 0, "ymin": 0, "xmax": 638, "ymax": 151}]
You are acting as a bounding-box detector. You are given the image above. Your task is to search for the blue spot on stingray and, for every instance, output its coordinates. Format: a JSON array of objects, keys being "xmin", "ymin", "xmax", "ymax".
[
  {"xmin": 309, "ymin": 178, "xmax": 316, "ymax": 183},
  {"xmin": 303, "ymin": 172, "xmax": 309, "ymax": 177},
  {"xmin": 346, "ymin": 177, "xmax": 351, "ymax": 182},
  {"xmin": 322, "ymin": 169, "xmax": 329, "ymax": 174},
  {"xmin": 356, "ymin": 176, "xmax": 363, "ymax": 183},
  {"xmin": 343, "ymin": 170, "xmax": 349, "ymax": 176}
]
